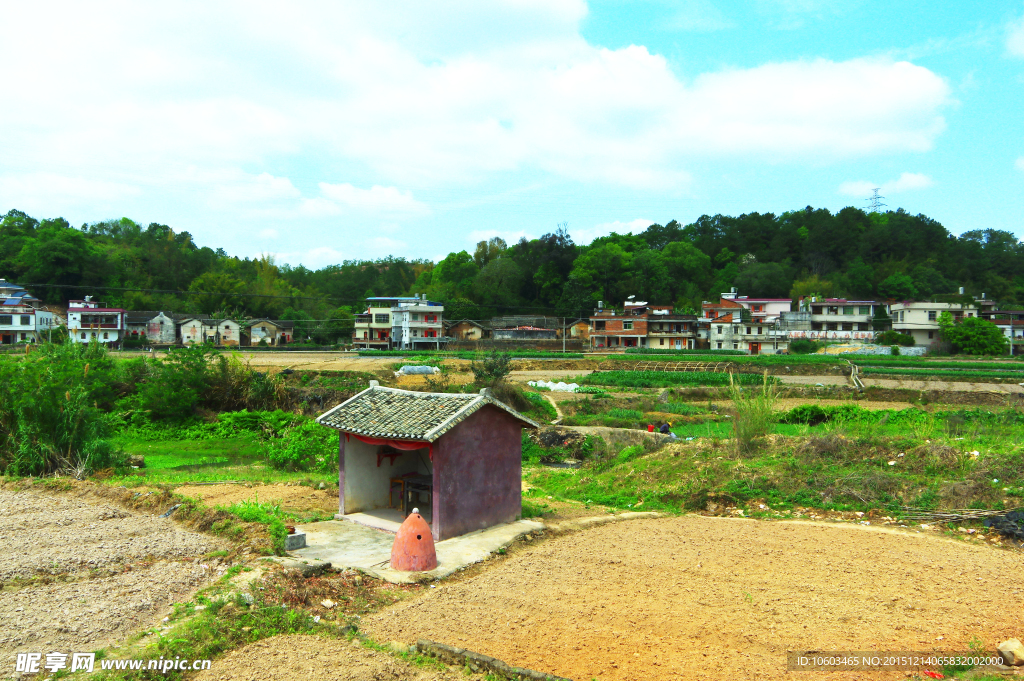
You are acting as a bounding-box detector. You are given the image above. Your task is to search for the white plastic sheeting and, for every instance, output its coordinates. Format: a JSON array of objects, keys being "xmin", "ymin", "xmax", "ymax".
[
  {"xmin": 527, "ymin": 380, "xmax": 580, "ymax": 392},
  {"xmin": 394, "ymin": 365, "xmax": 441, "ymax": 375}
]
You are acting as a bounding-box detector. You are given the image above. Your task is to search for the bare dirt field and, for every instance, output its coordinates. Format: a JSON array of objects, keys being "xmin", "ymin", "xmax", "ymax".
[
  {"xmin": 174, "ymin": 483, "xmax": 338, "ymax": 514},
  {"xmin": 362, "ymin": 515, "xmax": 1024, "ymax": 681},
  {"xmin": 0, "ymin": 488, "xmax": 225, "ymax": 660},
  {"xmin": 193, "ymin": 635, "xmax": 489, "ymax": 681}
]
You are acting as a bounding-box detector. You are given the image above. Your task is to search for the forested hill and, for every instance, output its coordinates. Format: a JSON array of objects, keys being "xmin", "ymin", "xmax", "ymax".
[{"xmin": 1, "ymin": 206, "xmax": 1021, "ymax": 324}]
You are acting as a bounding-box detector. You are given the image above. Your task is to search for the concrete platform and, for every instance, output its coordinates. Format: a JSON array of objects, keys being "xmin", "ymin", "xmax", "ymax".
[
  {"xmin": 337, "ymin": 507, "xmax": 432, "ymax": 533},
  {"xmin": 291, "ymin": 518, "xmax": 544, "ymax": 583}
]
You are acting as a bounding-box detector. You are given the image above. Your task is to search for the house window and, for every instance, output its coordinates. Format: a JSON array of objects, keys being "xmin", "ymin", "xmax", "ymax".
[
  {"xmin": 827, "ymin": 323, "xmax": 838, "ymax": 331},
  {"xmin": 717, "ymin": 325, "xmax": 723, "ymax": 334},
  {"xmin": 103, "ymin": 332, "xmax": 109, "ymax": 339},
  {"xmin": 20, "ymin": 333, "xmax": 27, "ymax": 341},
  {"xmin": 757, "ymin": 327, "xmax": 762, "ymax": 335},
  {"xmin": 859, "ymin": 306, "xmax": 870, "ymax": 315},
  {"xmin": 928, "ymin": 331, "xmax": 934, "ymax": 339},
  {"xmin": 842, "ymin": 323, "xmax": 853, "ymax": 331},
  {"xmin": 659, "ymin": 338, "xmax": 664, "ymax": 346},
  {"xmin": 81, "ymin": 332, "xmax": 86, "ymax": 339},
  {"xmin": 716, "ymin": 341, "xmax": 722, "ymax": 349},
  {"xmin": 746, "ymin": 327, "xmax": 751, "ymax": 335},
  {"xmin": 968, "ymin": 312, "xmax": 974, "ymax": 317},
  {"xmin": 733, "ymin": 342, "xmax": 738, "ymax": 349},
  {"xmin": 0, "ymin": 315, "xmax": 11, "ymax": 325},
  {"xmin": 20, "ymin": 315, "xmax": 30, "ymax": 325},
  {"xmin": 412, "ymin": 313, "xmax": 419, "ymax": 321},
  {"xmin": 623, "ymin": 321, "xmax": 633, "ymax": 330},
  {"xmin": 928, "ymin": 311, "xmax": 937, "ymax": 321},
  {"xmin": 374, "ymin": 314, "xmax": 389, "ymax": 324}
]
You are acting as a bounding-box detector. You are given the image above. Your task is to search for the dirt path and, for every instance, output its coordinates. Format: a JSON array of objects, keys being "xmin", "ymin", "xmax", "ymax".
[
  {"xmin": 192, "ymin": 635, "xmax": 487, "ymax": 681},
  {"xmin": 361, "ymin": 515, "xmax": 1024, "ymax": 681},
  {"xmin": 862, "ymin": 377, "xmax": 1024, "ymax": 394},
  {"xmin": 0, "ymin": 488, "xmax": 226, "ymax": 658}
]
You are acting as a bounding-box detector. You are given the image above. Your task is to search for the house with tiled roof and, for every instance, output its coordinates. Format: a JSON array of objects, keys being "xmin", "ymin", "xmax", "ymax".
[{"xmin": 316, "ymin": 383, "xmax": 538, "ymax": 541}]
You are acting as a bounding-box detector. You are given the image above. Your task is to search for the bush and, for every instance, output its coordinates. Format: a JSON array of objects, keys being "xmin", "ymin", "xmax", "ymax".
[
  {"xmin": 0, "ymin": 341, "xmax": 126, "ymax": 476},
  {"xmin": 876, "ymin": 330, "xmax": 915, "ymax": 347},
  {"xmin": 470, "ymin": 351, "xmax": 512, "ymax": 385},
  {"xmin": 788, "ymin": 339, "xmax": 822, "ymax": 354},
  {"xmin": 266, "ymin": 420, "xmax": 338, "ymax": 472}
]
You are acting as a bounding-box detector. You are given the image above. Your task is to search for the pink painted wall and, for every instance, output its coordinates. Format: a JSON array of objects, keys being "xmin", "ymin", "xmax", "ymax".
[{"xmin": 433, "ymin": 405, "xmax": 523, "ymax": 541}]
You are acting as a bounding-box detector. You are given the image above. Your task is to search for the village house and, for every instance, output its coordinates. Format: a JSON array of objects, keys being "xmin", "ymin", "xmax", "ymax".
[
  {"xmin": 391, "ymin": 298, "xmax": 444, "ymax": 349},
  {"xmin": 353, "ymin": 296, "xmax": 413, "ymax": 349},
  {"xmin": 67, "ymin": 297, "xmax": 126, "ymax": 346},
  {"xmin": 703, "ymin": 289, "xmax": 790, "ymax": 354},
  {"xmin": 316, "ymin": 383, "xmax": 538, "ymax": 541},
  {"xmin": 889, "ymin": 297, "xmax": 995, "ymax": 346},
  {"xmin": 248, "ymin": 319, "xmax": 294, "ymax": 346},
  {"xmin": 202, "ymin": 319, "xmax": 242, "ymax": 346},
  {"xmin": 493, "ymin": 326, "xmax": 556, "ymax": 341},
  {"xmin": 0, "ymin": 280, "xmax": 55, "ymax": 344},
  {"xmin": 589, "ymin": 301, "xmax": 701, "ymax": 350},
  {"xmin": 445, "ymin": 319, "xmax": 488, "ymax": 341},
  {"xmin": 146, "ymin": 312, "xmax": 180, "ymax": 345},
  {"xmin": 179, "ymin": 317, "xmax": 206, "ymax": 345},
  {"xmin": 778, "ymin": 297, "xmax": 888, "ymax": 344}
]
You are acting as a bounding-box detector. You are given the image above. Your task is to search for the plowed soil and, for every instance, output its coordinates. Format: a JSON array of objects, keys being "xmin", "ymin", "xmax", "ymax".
[
  {"xmin": 174, "ymin": 484, "xmax": 338, "ymax": 514},
  {"xmin": 0, "ymin": 488, "xmax": 225, "ymax": 658},
  {"xmin": 361, "ymin": 516, "xmax": 1024, "ymax": 681}
]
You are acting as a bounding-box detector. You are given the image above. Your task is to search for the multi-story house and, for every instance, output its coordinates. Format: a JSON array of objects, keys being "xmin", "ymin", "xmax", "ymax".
[
  {"xmin": 68, "ymin": 297, "xmax": 125, "ymax": 345},
  {"xmin": 589, "ymin": 301, "xmax": 700, "ymax": 350},
  {"xmin": 391, "ymin": 298, "xmax": 444, "ymax": 349},
  {"xmin": 702, "ymin": 290, "xmax": 790, "ymax": 354},
  {"xmin": 890, "ymin": 298, "xmax": 995, "ymax": 346},
  {"xmin": 0, "ymin": 280, "xmax": 55, "ymax": 344},
  {"xmin": 353, "ymin": 297, "xmax": 411, "ymax": 349},
  {"xmin": 779, "ymin": 297, "xmax": 887, "ymax": 343}
]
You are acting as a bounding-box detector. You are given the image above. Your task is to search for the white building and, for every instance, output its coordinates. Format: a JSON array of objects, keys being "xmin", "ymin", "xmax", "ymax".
[
  {"xmin": 391, "ymin": 299, "xmax": 444, "ymax": 349},
  {"xmin": 889, "ymin": 300, "xmax": 993, "ymax": 346},
  {"xmin": 780, "ymin": 297, "xmax": 886, "ymax": 343},
  {"xmin": 179, "ymin": 318, "xmax": 206, "ymax": 345},
  {"xmin": 353, "ymin": 296, "xmax": 417, "ymax": 349},
  {"xmin": 702, "ymin": 289, "xmax": 791, "ymax": 354},
  {"xmin": 248, "ymin": 319, "xmax": 294, "ymax": 346},
  {"xmin": 0, "ymin": 280, "xmax": 56, "ymax": 344},
  {"xmin": 68, "ymin": 297, "xmax": 125, "ymax": 345}
]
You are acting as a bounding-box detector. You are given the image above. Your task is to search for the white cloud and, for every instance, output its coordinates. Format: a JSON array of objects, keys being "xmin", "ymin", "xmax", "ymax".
[
  {"xmin": 572, "ymin": 218, "xmax": 652, "ymax": 246},
  {"xmin": 317, "ymin": 183, "xmax": 429, "ymax": 216},
  {"xmin": 259, "ymin": 228, "xmax": 278, "ymax": 239},
  {"xmin": 210, "ymin": 173, "xmax": 300, "ymax": 205},
  {"xmin": 1008, "ymin": 11, "xmax": 1024, "ymax": 57},
  {"xmin": 838, "ymin": 172, "xmax": 934, "ymax": 198},
  {"xmin": 1016, "ymin": 157, "xmax": 1024, "ymax": 171},
  {"xmin": 0, "ymin": 172, "xmax": 139, "ymax": 213}
]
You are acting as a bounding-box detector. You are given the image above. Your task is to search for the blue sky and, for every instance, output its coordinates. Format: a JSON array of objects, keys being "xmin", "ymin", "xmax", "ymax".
[{"xmin": 1, "ymin": 1, "xmax": 1022, "ymax": 267}]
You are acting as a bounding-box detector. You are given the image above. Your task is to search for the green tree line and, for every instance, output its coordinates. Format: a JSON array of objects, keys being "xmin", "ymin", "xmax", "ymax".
[{"xmin": 2, "ymin": 206, "xmax": 1022, "ymax": 329}]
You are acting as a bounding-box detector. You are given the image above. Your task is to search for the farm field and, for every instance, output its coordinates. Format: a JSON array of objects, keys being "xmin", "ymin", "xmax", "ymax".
[{"xmin": 361, "ymin": 515, "xmax": 1024, "ymax": 681}]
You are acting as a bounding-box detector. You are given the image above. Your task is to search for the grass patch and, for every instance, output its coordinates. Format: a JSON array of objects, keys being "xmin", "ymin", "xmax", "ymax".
[{"xmin": 358, "ymin": 350, "xmax": 583, "ymax": 359}]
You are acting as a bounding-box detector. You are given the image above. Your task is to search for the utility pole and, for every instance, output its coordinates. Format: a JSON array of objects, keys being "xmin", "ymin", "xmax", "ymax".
[
  {"xmin": 562, "ymin": 317, "xmax": 566, "ymax": 354},
  {"xmin": 867, "ymin": 188, "xmax": 887, "ymax": 213}
]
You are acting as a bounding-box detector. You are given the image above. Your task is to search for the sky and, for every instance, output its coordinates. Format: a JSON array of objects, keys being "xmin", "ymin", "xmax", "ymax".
[{"xmin": 1, "ymin": 1, "xmax": 1023, "ymax": 268}]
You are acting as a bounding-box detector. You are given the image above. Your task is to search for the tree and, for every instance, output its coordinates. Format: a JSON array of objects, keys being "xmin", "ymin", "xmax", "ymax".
[
  {"xmin": 939, "ymin": 315, "xmax": 1008, "ymax": 355},
  {"xmin": 877, "ymin": 273, "xmax": 917, "ymax": 300},
  {"xmin": 473, "ymin": 237, "xmax": 507, "ymax": 269},
  {"xmin": 475, "ymin": 258, "xmax": 523, "ymax": 309},
  {"xmin": 188, "ymin": 272, "xmax": 246, "ymax": 315},
  {"xmin": 432, "ymin": 251, "xmax": 479, "ymax": 291},
  {"xmin": 734, "ymin": 262, "xmax": 792, "ymax": 298}
]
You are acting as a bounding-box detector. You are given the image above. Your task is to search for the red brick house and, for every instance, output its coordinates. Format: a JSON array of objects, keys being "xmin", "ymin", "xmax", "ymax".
[{"xmin": 589, "ymin": 301, "xmax": 701, "ymax": 350}]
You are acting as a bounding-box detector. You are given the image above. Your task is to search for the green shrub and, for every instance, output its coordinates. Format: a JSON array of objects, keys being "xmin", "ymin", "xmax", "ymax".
[
  {"xmin": 220, "ymin": 498, "xmax": 288, "ymax": 553},
  {"xmin": 876, "ymin": 330, "xmax": 915, "ymax": 347},
  {"xmin": 266, "ymin": 420, "xmax": 338, "ymax": 472},
  {"xmin": 581, "ymin": 370, "xmax": 771, "ymax": 389},
  {"xmin": 0, "ymin": 341, "xmax": 126, "ymax": 476},
  {"xmin": 788, "ymin": 339, "xmax": 822, "ymax": 354}
]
